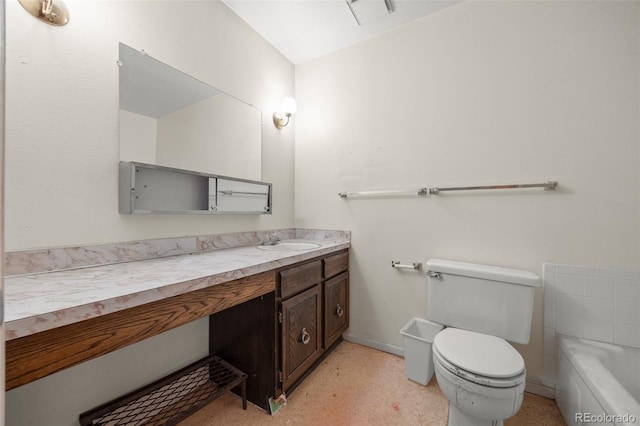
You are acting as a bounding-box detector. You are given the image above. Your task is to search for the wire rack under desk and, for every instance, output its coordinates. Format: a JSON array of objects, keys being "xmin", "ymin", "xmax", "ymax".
[{"xmin": 79, "ymin": 354, "xmax": 247, "ymax": 426}]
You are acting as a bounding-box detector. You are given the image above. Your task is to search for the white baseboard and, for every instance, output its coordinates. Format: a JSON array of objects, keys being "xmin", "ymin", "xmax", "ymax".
[
  {"xmin": 525, "ymin": 380, "xmax": 556, "ymax": 399},
  {"xmin": 342, "ymin": 333, "xmax": 404, "ymax": 357}
]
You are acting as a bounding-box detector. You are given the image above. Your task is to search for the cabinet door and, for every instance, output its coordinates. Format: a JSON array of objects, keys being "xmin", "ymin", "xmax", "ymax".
[
  {"xmin": 325, "ymin": 271, "xmax": 349, "ymax": 348},
  {"xmin": 214, "ymin": 178, "xmax": 272, "ymax": 214},
  {"xmin": 281, "ymin": 285, "xmax": 323, "ymax": 390}
]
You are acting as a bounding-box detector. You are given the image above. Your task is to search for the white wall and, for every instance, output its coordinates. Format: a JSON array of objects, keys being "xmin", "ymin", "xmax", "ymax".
[
  {"xmin": 119, "ymin": 110, "xmax": 157, "ymax": 164},
  {"xmin": 295, "ymin": 0, "xmax": 640, "ymax": 385},
  {"xmin": 5, "ymin": 1, "xmax": 294, "ymax": 424},
  {"xmin": 156, "ymin": 94, "xmax": 262, "ymax": 181},
  {"xmin": 5, "ymin": 0, "xmax": 295, "ymax": 252}
]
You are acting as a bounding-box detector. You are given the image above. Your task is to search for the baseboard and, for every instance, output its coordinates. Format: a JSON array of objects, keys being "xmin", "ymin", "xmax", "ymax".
[
  {"xmin": 525, "ymin": 379, "xmax": 556, "ymax": 399},
  {"xmin": 342, "ymin": 333, "xmax": 404, "ymax": 357}
]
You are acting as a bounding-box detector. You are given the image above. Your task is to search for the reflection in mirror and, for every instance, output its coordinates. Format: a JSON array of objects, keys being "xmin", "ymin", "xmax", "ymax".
[{"xmin": 119, "ymin": 43, "xmax": 262, "ymax": 181}]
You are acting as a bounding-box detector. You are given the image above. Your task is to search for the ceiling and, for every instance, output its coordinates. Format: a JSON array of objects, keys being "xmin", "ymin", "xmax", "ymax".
[{"xmin": 222, "ymin": 0, "xmax": 462, "ymax": 65}]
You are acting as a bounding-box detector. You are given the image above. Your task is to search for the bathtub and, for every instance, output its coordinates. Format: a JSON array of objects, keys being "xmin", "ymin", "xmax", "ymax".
[{"xmin": 557, "ymin": 336, "xmax": 640, "ymax": 426}]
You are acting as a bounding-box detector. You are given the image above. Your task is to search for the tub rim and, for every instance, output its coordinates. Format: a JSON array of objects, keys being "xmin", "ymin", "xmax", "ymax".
[{"xmin": 558, "ymin": 335, "xmax": 640, "ymax": 425}]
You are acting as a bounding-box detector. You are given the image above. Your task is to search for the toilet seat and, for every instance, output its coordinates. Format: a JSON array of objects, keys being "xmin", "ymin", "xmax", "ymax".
[{"xmin": 433, "ymin": 328, "xmax": 525, "ymax": 388}]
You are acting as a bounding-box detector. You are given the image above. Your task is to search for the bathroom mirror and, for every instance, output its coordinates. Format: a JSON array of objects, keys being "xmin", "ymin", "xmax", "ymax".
[{"xmin": 118, "ymin": 43, "xmax": 262, "ymax": 181}]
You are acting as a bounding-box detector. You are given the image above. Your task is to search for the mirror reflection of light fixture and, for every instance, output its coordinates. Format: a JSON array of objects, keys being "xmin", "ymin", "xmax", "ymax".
[
  {"xmin": 18, "ymin": 0, "xmax": 69, "ymax": 26},
  {"xmin": 273, "ymin": 97, "xmax": 297, "ymax": 129}
]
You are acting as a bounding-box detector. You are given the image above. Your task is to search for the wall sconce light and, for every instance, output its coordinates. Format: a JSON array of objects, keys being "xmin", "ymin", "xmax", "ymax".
[
  {"xmin": 18, "ymin": 0, "xmax": 69, "ymax": 26},
  {"xmin": 273, "ymin": 97, "xmax": 297, "ymax": 129}
]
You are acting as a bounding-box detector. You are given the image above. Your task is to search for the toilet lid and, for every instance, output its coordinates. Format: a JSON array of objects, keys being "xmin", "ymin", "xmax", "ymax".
[{"xmin": 433, "ymin": 328, "xmax": 525, "ymax": 378}]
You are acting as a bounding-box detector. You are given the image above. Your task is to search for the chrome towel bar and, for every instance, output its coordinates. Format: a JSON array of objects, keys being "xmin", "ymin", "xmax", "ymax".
[
  {"xmin": 428, "ymin": 181, "xmax": 558, "ymax": 195},
  {"xmin": 339, "ymin": 181, "xmax": 558, "ymax": 198},
  {"xmin": 339, "ymin": 188, "xmax": 428, "ymax": 198}
]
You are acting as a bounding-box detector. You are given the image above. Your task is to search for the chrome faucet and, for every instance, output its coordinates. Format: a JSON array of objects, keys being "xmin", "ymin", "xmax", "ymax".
[{"xmin": 261, "ymin": 236, "xmax": 281, "ymax": 246}]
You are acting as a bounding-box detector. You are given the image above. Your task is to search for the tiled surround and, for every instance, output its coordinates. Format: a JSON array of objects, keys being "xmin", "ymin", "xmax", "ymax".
[
  {"xmin": 5, "ymin": 228, "xmax": 350, "ymax": 276},
  {"xmin": 543, "ymin": 263, "xmax": 640, "ymax": 386}
]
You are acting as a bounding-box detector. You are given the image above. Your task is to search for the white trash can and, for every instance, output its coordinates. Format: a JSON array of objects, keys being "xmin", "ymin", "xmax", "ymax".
[{"xmin": 400, "ymin": 317, "xmax": 443, "ymax": 385}]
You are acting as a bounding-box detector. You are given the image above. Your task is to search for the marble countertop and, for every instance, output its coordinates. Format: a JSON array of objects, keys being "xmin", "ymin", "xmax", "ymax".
[{"xmin": 5, "ymin": 239, "xmax": 350, "ymax": 340}]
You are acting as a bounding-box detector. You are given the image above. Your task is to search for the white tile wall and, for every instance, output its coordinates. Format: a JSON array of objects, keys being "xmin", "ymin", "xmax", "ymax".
[{"xmin": 542, "ymin": 263, "xmax": 640, "ymax": 387}]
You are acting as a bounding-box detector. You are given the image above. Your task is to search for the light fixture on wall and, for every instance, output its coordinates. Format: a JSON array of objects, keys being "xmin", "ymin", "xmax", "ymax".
[
  {"xmin": 18, "ymin": 0, "xmax": 69, "ymax": 26},
  {"xmin": 273, "ymin": 97, "xmax": 297, "ymax": 129}
]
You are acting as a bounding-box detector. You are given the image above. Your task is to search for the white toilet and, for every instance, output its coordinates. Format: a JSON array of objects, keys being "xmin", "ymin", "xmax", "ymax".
[{"xmin": 425, "ymin": 259, "xmax": 540, "ymax": 426}]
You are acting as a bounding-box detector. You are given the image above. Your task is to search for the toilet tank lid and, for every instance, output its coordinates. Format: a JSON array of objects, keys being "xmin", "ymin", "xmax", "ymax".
[{"xmin": 426, "ymin": 259, "xmax": 540, "ymax": 287}]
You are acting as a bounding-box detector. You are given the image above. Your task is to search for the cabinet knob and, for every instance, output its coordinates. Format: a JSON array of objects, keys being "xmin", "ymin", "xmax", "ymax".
[
  {"xmin": 300, "ymin": 327, "xmax": 311, "ymax": 345},
  {"xmin": 336, "ymin": 304, "xmax": 344, "ymax": 317}
]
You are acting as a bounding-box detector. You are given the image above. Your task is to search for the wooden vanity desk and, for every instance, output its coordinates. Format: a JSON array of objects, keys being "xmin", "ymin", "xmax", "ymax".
[
  {"xmin": 4, "ymin": 238, "xmax": 350, "ymax": 414},
  {"xmin": 5, "ymin": 271, "xmax": 275, "ymax": 390}
]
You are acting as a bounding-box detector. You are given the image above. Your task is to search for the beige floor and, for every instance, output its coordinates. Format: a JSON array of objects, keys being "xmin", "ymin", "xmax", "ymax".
[{"xmin": 180, "ymin": 341, "xmax": 566, "ymax": 426}]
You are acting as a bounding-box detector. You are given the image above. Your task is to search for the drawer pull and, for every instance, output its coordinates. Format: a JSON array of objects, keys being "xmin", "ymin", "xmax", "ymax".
[
  {"xmin": 300, "ymin": 328, "xmax": 311, "ymax": 345},
  {"xmin": 336, "ymin": 304, "xmax": 344, "ymax": 317}
]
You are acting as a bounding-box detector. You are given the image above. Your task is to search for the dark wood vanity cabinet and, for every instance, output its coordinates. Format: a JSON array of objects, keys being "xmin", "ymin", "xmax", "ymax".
[
  {"xmin": 278, "ymin": 250, "xmax": 350, "ymax": 393},
  {"xmin": 209, "ymin": 249, "xmax": 349, "ymax": 411}
]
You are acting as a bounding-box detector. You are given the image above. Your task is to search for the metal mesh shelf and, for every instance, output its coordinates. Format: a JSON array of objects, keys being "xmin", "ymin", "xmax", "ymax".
[{"xmin": 79, "ymin": 354, "xmax": 247, "ymax": 426}]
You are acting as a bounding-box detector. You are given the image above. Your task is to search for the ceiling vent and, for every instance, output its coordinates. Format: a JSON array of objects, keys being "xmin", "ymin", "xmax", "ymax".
[{"xmin": 346, "ymin": 0, "xmax": 394, "ymax": 26}]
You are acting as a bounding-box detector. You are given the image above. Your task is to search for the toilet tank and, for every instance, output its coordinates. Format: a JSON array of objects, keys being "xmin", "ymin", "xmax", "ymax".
[{"xmin": 426, "ymin": 259, "xmax": 540, "ymax": 344}]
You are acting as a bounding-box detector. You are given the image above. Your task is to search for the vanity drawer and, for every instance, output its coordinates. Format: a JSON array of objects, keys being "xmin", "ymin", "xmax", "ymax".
[
  {"xmin": 279, "ymin": 260, "xmax": 322, "ymax": 299},
  {"xmin": 323, "ymin": 251, "xmax": 349, "ymax": 279}
]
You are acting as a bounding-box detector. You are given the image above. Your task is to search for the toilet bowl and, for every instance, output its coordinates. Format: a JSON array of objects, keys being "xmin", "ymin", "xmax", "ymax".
[
  {"xmin": 432, "ymin": 328, "xmax": 526, "ymax": 426},
  {"xmin": 425, "ymin": 259, "xmax": 540, "ymax": 426}
]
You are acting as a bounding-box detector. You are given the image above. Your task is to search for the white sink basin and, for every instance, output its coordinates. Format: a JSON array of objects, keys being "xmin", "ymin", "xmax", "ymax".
[{"xmin": 257, "ymin": 241, "xmax": 321, "ymax": 251}]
